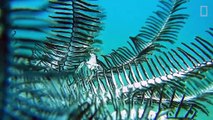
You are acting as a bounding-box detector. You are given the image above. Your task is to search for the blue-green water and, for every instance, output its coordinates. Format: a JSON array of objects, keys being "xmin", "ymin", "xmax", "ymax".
[{"xmin": 98, "ymin": 0, "xmax": 213, "ymax": 55}]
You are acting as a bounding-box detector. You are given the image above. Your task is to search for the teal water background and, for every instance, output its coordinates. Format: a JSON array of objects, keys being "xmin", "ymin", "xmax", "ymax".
[
  {"xmin": 97, "ymin": 0, "xmax": 213, "ymax": 55},
  {"xmin": 97, "ymin": 0, "xmax": 213, "ymax": 120}
]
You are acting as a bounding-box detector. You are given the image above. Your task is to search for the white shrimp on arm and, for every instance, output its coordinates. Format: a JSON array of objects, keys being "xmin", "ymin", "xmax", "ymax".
[
  {"xmin": 86, "ymin": 53, "xmax": 100, "ymax": 70},
  {"xmin": 75, "ymin": 53, "xmax": 103, "ymax": 81}
]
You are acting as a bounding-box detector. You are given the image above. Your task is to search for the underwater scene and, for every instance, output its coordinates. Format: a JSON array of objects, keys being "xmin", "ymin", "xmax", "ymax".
[{"xmin": 0, "ymin": 0, "xmax": 213, "ymax": 120}]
